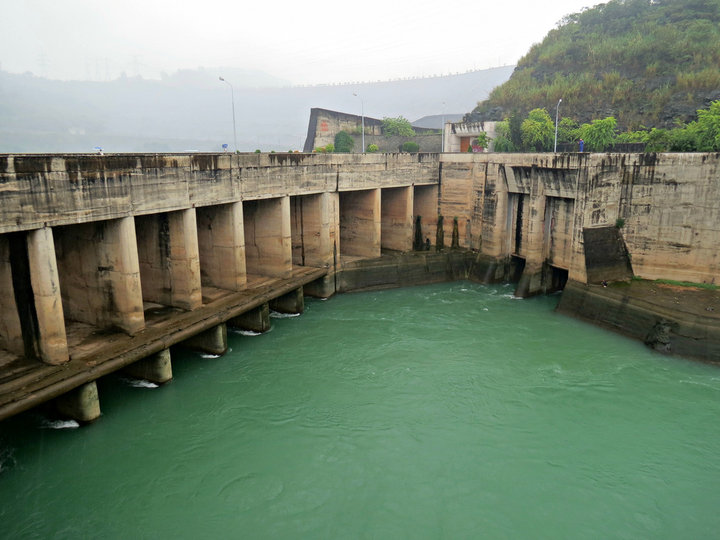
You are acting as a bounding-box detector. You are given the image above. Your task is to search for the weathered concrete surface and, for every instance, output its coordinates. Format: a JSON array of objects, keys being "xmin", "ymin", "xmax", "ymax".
[
  {"xmin": 27, "ymin": 227, "xmax": 69, "ymax": 364},
  {"xmin": 183, "ymin": 324, "xmax": 228, "ymax": 356},
  {"xmin": 558, "ymin": 280, "xmax": 720, "ymax": 364},
  {"xmin": 335, "ymin": 249, "xmax": 507, "ymax": 293},
  {"xmin": 228, "ymin": 303, "xmax": 271, "ymax": 333},
  {"xmin": 123, "ymin": 349, "xmax": 173, "ymax": 384},
  {"xmin": 269, "ymin": 287, "xmax": 304, "ymax": 314},
  {"xmin": 53, "ymin": 381, "xmax": 101, "ymax": 423}
]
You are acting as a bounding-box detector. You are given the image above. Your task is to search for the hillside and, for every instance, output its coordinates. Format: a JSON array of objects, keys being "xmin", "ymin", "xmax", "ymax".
[
  {"xmin": 466, "ymin": 0, "xmax": 720, "ymax": 130},
  {"xmin": 0, "ymin": 66, "xmax": 513, "ymax": 153}
]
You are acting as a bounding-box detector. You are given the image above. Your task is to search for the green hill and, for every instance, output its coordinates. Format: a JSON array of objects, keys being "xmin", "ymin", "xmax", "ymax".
[{"xmin": 467, "ymin": 0, "xmax": 720, "ymax": 130}]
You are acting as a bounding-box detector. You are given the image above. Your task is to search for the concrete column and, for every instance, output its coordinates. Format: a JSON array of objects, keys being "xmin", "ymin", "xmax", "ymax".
[
  {"xmin": 183, "ymin": 324, "xmax": 228, "ymax": 355},
  {"xmin": 103, "ymin": 217, "xmax": 145, "ymax": 334},
  {"xmin": 413, "ymin": 185, "xmax": 438, "ymax": 250},
  {"xmin": 54, "ymin": 381, "xmax": 100, "ymax": 423},
  {"xmin": 196, "ymin": 202, "xmax": 247, "ymax": 291},
  {"xmin": 516, "ymin": 192, "xmax": 548, "ymax": 297},
  {"xmin": 290, "ymin": 192, "xmax": 336, "ymax": 268},
  {"xmin": 243, "ymin": 196, "xmax": 292, "ymax": 278},
  {"xmin": 269, "ymin": 287, "xmax": 304, "ymax": 314},
  {"xmin": 53, "ymin": 218, "xmax": 145, "ymax": 335},
  {"xmin": 124, "ymin": 349, "xmax": 172, "ymax": 384},
  {"xmin": 27, "ymin": 227, "xmax": 69, "ymax": 365},
  {"xmin": 136, "ymin": 210, "xmax": 203, "ymax": 311},
  {"xmin": 381, "ymin": 186, "xmax": 413, "ymax": 251},
  {"xmin": 228, "ymin": 303, "xmax": 271, "ymax": 333},
  {"xmin": 0, "ymin": 235, "xmax": 24, "ymax": 355},
  {"xmin": 340, "ymin": 188, "xmax": 381, "ymax": 259}
]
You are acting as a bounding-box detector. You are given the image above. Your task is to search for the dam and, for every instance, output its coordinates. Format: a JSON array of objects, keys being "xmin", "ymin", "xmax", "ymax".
[{"xmin": 0, "ymin": 151, "xmax": 718, "ymax": 423}]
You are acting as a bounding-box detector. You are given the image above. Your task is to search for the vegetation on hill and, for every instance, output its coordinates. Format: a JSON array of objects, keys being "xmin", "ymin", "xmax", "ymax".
[{"xmin": 467, "ymin": 0, "xmax": 720, "ymax": 130}]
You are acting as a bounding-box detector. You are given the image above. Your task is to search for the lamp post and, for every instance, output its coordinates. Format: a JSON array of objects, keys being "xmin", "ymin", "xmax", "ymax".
[
  {"xmin": 554, "ymin": 98, "xmax": 562, "ymax": 153},
  {"xmin": 219, "ymin": 76, "xmax": 238, "ymax": 153},
  {"xmin": 441, "ymin": 101, "xmax": 446, "ymax": 153},
  {"xmin": 353, "ymin": 93, "xmax": 365, "ymax": 152}
]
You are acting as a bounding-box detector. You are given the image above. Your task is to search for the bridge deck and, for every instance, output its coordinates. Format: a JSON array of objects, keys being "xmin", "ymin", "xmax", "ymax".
[{"xmin": 0, "ymin": 265, "xmax": 327, "ymax": 421}]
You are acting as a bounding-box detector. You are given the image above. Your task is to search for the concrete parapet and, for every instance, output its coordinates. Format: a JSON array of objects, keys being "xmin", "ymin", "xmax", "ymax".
[
  {"xmin": 54, "ymin": 381, "xmax": 101, "ymax": 423},
  {"xmin": 124, "ymin": 349, "xmax": 173, "ymax": 384}
]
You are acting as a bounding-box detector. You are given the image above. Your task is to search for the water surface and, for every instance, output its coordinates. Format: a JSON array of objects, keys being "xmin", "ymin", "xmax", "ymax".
[{"xmin": 2, "ymin": 282, "xmax": 719, "ymax": 538}]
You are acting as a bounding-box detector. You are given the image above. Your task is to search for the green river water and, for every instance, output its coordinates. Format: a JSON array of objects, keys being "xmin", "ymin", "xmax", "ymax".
[{"xmin": 1, "ymin": 282, "xmax": 720, "ymax": 539}]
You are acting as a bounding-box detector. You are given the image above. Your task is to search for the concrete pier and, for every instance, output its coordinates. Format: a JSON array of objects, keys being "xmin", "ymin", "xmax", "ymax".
[
  {"xmin": 244, "ymin": 197, "xmax": 292, "ymax": 278},
  {"xmin": 27, "ymin": 227, "xmax": 69, "ymax": 365},
  {"xmin": 136, "ymin": 209, "xmax": 203, "ymax": 311},
  {"xmin": 269, "ymin": 287, "xmax": 304, "ymax": 315},
  {"xmin": 381, "ymin": 186, "xmax": 413, "ymax": 251},
  {"xmin": 54, "ymin": 381, "xmax": 101, "ymax": 423},
  {"xmin": 197, "ymin": 202, "xmax": 247, "ymax": 291},
  {"xmin": 124, "ymin": 349, "xmax": 173, "ymax": 384},
  {"xmin": 340, "ymin": 189, "xmax": 381, "ymax": 259},
  {"xmin": 183, "ymin": 324, "xmax": 228, "ymax": 356},
  {"xmin": 229, "ymin": 303, "xmax": 271, "ymax": 333}
]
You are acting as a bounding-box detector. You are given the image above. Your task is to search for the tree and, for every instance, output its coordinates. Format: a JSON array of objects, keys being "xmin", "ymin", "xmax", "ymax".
[
  {"xmin": 334, "ymin": 131, "xmax": 354, "ymax": 153},
  {"xmin": 557, "ymin": 117, "xmax": 580, "ymax": 144},
  {"xmin": 578, "ymin": 116, "xmax": 617, "ymax": 151},
  {"xmin": 366, "ymin": 144, "xmax": 379, "ymax": 153},
  {"xmin": 521, "ymin": 108, "xmax": 554, "ymax": 151},
  {"xmin": 492, "ymin": 120, "xmax": 517, "ymax": 152},
  {"xmin": 474, "ymin": 132, "xmax": 492, "ymax": 150},
  {"xmin": 693, "ymin": 99, "xmax": 720, "ymax": 151},
  {"xmin": 382, "ymin": 116, "xmax": 416, "ymax": 137}
]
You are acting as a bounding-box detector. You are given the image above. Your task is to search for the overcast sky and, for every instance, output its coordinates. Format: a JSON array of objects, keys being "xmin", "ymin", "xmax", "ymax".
[{"xmin": 1, "ymin": 0, "xmax": 597, "ymax": 86}]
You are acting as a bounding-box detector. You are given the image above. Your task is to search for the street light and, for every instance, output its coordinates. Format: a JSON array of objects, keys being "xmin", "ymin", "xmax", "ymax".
[
  {"xmin": 219, "ymin": 76, "xmax": 238, "ymax": 153},
  {"xmin": 353, "ymin": 93, "xmax": 365, "ymax": 152},
  {"xmin": 554, "ymin": 98, "xmax": 563, "ymax": 153},
  {"xmin": 441, "ymin": 101, "xmax": 446, "ymax": 153}
]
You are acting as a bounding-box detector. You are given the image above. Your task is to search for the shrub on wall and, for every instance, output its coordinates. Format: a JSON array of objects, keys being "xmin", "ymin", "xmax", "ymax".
[
  {"xmin": 367, "ymin": 144, "xmax": 379, "ymax": 153},
  {"xmin": 334, "ymin": 131, "xmax": 355, "ymax": 153},
  {"xmin": 382, "ymin": 116, "xmax": 416, "ymax": 137},
  {"xmin": 402, "ymin": 141, "xmax": 420, "ymax": 153},
  {"xmin": 314, "ymin": 144, "xmax": 335, "ymax": 153}
]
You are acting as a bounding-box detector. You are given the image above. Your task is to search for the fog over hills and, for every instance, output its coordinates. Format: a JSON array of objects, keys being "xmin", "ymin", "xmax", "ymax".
[{"xmin": 0, "ymin": 66, "xmax": 513, "ymax": 153}]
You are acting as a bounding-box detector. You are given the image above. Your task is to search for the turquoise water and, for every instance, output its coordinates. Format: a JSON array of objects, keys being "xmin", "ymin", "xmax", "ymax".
[{"xmin": 2, "ymin": 282, "xmax": 720, "ymax": 539}]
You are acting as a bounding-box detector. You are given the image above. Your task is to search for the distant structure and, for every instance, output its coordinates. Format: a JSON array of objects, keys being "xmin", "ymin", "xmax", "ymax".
[
  {"xmin": 303, "ymin": 108, "xmax": 441, "ymax": 153},
  {"xmin": 443, "ymin": 121, "xmax": 499, "ymax": 153}
]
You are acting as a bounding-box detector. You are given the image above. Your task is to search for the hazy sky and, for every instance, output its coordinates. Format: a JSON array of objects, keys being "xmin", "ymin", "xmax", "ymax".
[{"xmin": 1, "ymin": 0, "xmax": 597, "ymax": 85}]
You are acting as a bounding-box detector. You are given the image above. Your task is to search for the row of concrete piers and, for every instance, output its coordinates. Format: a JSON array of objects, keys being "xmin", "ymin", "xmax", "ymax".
[
  {"xmin": 51, "ymin": 289, "xmax": 305, "ymax": 423},
  {"xmin": 0, "ymin": 182, "xmax": 439, "ymax": 423}
]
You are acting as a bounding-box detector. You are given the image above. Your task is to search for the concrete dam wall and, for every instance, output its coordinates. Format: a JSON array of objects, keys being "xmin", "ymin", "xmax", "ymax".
[{"xmin": 0, "ymin": 151, "xmax": 718, "ymax": 422}]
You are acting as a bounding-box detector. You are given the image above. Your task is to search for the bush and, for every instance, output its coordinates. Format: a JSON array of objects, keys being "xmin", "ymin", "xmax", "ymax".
[
  {"xmin": 334, "ymin": 131, "xmax": 355, "ymax": 153},
  {"xmin": 366, "ymin": 144, "xmax": 379, "ymax": 153},
  {"xmin": 401, "ymin": 141, "xmax": 420, "ymax": 153},
  {"xmin": 382, "ymin": 116, "xmax": 416, "ymax": 137}
]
